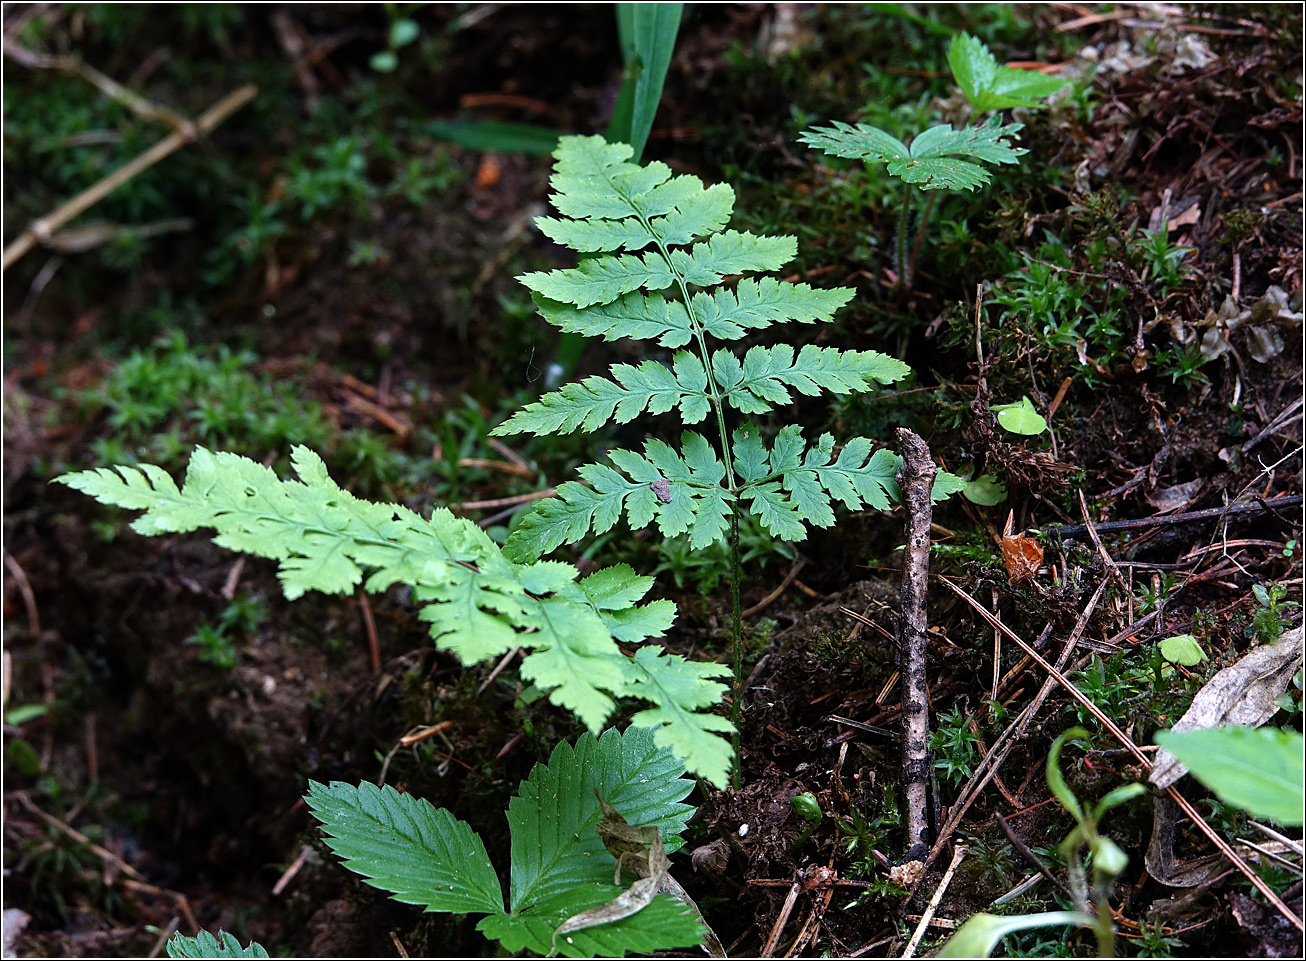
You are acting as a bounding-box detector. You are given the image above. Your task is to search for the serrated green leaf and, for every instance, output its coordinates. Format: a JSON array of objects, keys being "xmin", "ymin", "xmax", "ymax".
[
  {"xmin": 742, "ymin": 482, "xmax": 807, "ymax": 541},
  {"xmin": 931, "ymin": 469, "xmax": 969, "ymax": 504},
  {"xmin": 508, "ymin": 728, "xmax": 694, "ymax": 912},
  {"xmin": 669, "ymin": 231, "xmax": 796, "ymax": 285},
  {"xmin": 534, "ymin": 293, "xmax": 695, "ymax": 348},
  {"xmin": 492, "ymin": 360, "xmax": 696, "ymax": 436},
  {"xmin": 519, "ymin": 598, "xmax": 626, "ymax": 732},
  {"xmin": 721, "ymin": 344, "xmax": 910, "ymax": 414},
  {"xmin": 691, "ymin": 278, "xmax": 853, "ymax": 340},
  {"xmin": 1155, "ymin": 726, "xmax": 1304, "ymax": 825},
  {"xmin": 733, "ymin": 427, "xmax": 769, "ymax": 482},
  {"xmin": 948, "ymin": 32, "xmax": 1071, "ymax": 113},
  {"xmin": 577, "ymin": 564, "xmax": 655, "ymax": 610},
  {"xmin": 305, "ymin": 780, "xmax": 505, "ymax": 915},
  {"xmin": 166, "ymin": 931, "xmax": 270, "ymax": 959},
  {"xmin": 521, "ymin": 252, "xmax": 674, "ymax": 309}
]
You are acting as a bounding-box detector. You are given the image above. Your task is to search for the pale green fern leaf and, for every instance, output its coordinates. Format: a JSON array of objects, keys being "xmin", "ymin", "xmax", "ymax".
[
  {"xmin": 732, "ymin": 429, "xmax": 901, "ymax": 539},
  {"xmin": 534, "ymin": 293, "xmax": 695, "ymax": 348},
  {"xmin": 690, "ymin": 278, "xmax": 853, "ymax": 341},
  {"xmin": 56, "ymin": 447, "xmax": 739, "ymax": 785},
  {"xmin": 667, "ymin": 231, "xmax": 796, "ymax": 285},
  {"xmin": 519, "ymin": 598, "xmax": 626, "ymax": 731},
  {"xmin": 494, "ymin": 355, "xmax": 704, "ymax": 436},
  {"xmin": 625, "ymin": 646, "xmax": 734, "ymax": 789},
  {"xmin": 521, "ymin": 251, "xmax": 673, "ymax": 308},
  {"xmin": 714, "ymin": 344, "xmax": 911, "ymax": 414},
  {"xmin": 800, "ymin": 114, "xmax": 1026, "ymax": 191}
]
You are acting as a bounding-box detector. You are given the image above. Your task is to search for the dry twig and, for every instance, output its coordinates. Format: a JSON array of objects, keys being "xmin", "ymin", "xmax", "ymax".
[{"xmin": 895, "ymin": 429, "xmax": 936, "ymax": 862}]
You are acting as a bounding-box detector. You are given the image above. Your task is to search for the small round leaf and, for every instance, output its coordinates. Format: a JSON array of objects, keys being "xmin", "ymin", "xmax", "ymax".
[
  {"xmin": 390, "ymin": 19, "xmax": 420, "ymax": 48},
  {"xmin": 992, "ymin": 396, "xmax": 1047, "ymax": 435},
  {"xmin": 1159, "ymin": 634, "xmax": 1205, "ymax": 666},
  {"xmin": 370, "ymin": 50, "xmax": 398, "ymax": 73}
]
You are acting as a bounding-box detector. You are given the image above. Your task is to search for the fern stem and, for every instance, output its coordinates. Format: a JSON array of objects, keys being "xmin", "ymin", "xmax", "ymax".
[
  {"xmin": 895, "ymin": 183, "xmax": 915, "ymax": 289},
  {"xmin": 729, "ymin": 505, "xmax": 743, "ymax": 791},
  {"xmin": 907, "ymin": 190, "xmax": 937, "ymax": 288}
]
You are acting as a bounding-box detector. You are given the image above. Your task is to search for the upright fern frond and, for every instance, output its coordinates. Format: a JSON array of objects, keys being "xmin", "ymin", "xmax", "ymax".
[
  {"xmin": 799, "ymin": 114, "xmax": 1026, "ymax": 192},
  {"xmin": 494, "ymin": 134, "xmax": 915, "ymax": 566},
  {"xmin": 57, "ymin": 447, "xmax": 733, "ymax": 786}
]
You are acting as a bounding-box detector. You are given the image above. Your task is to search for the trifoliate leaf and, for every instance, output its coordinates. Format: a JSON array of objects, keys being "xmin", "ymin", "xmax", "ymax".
[{"xmin": 508, "ymin": 727, "xmax": 694, "ymax": 912}]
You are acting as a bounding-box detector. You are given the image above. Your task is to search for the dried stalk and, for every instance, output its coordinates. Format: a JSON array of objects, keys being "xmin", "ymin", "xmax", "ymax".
[
  {"xmin": 3, "ymin": 84, "xmax": 257, "ymax": 270},
  {"xmin": 895, "ymin": 428, "xmax": 936, "ymax": 862}
]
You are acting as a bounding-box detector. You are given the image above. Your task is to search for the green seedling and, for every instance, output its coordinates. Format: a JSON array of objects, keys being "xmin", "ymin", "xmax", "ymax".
[
  {"xmin": 801, "ymin": 32, "xmax": 1068, "ymax": 289},
  {"xmin": 169, "ymin": 728, "xmax": 706, "ymax": 959},
  {"xmin": 938, "ymin": 726, "xmax": 1144, "ymax": 958},
  {"xmin": 1249, "ymin": 582, "xmax": 1299, "ymax": 643},
  {"xmin": 492, "ymin": 134, "xmax": 962, "ymax": 785},
  {"xmin": 787, "ymin": 791, "xmax": 823, "ymax": 857},
  {"xmin": 370, "ymin": 3, "xmax": 424, "ymax": 73},
  {"xmin": 1157, "ymin": 634, "xmax": 1205, "ymax": 668}
]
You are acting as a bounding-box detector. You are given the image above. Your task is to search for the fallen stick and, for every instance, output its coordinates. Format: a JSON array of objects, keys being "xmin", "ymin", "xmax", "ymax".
[
  {"xmin": 1041, "ymin": 494, "xmax": 1302, "ymax": 539},
  {"xmin": 895, "ymin": 428, "xmax": 935, "ymax": 863},
  {"xmin": 3, "ymin": 84, "xmax": 258, "ymax": 270}
]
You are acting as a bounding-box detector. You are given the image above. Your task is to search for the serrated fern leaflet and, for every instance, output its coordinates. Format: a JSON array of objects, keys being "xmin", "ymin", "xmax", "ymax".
[{"xmin": 56, "ymin": 447, "xmax": 733, "ymax": 786}]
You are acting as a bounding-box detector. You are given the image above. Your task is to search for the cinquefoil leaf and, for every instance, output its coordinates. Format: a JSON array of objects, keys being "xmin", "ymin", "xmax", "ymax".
[{"xmin": 508, "ymin": 727, "xmax": 695, "ymax": 913}]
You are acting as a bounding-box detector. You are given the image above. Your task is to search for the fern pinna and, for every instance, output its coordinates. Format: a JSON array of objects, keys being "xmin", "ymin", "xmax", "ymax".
[{"xmin": 492, "ymin": 135, "xmax": 916, "ymax": 780}]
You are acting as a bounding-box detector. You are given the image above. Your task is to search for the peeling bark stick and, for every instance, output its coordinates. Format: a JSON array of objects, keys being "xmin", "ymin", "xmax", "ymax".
[{"xmin": 895, "ymin": 428, "xmax": 935, "ymax": 863}]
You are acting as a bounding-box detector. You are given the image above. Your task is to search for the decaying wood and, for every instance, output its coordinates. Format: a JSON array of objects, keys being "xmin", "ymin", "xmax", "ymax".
[{"xmin": 895, "ymin": 428, "xmax": 935, "ymax": 863}]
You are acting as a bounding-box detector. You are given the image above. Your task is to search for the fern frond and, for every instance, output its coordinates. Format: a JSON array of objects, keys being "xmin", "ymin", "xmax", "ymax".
[
  {"xmin": 800, "ymin": 114, "xmax": 1026, "ymax": 191},
  {"xmin": 503, "ymin": 433, "xmax": 732, "ymax": 563},
  {"xmin": 733, "ymin": 427, "xmax": 901, "ymax": 540},
  {"xmin": 58, "ymin": 447, "xmax": 734, "ymax": 784}
]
